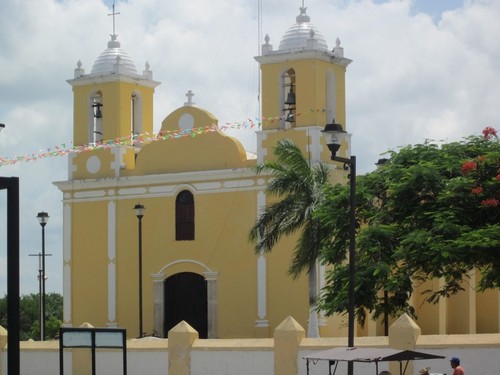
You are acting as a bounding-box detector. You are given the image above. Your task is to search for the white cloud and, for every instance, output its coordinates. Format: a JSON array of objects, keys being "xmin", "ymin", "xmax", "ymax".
[{"xmin": 0, "ymin": 0, "xmax": 499, "ymax": 295}]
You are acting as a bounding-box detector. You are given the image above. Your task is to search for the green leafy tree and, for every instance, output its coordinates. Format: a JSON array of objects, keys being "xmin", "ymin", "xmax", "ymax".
[
  {"xmin": 0, "ymin": 293, "xmax": 63, "ymax": 340},
  {"xmin": 318, "ymin": 128, "xmax": 500, "ymax": 326},
  {"xmin": 249, "ymin": 139, "xmax": 331, "ymax": 337}
]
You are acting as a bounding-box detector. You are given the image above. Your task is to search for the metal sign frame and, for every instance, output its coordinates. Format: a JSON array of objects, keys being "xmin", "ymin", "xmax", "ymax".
[{"xmin": 59, "ymin": 327, "xmax": 127, "ymax": 375}]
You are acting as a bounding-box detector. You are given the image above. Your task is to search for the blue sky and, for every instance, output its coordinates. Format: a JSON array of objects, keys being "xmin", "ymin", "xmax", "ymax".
[
  {"xmin": 1, "ymin": 0, "xmax": 498, "ymax": 296},
  {"xmin": 374, "ymin": 0, "xmax": 465, "ymax": 18}
]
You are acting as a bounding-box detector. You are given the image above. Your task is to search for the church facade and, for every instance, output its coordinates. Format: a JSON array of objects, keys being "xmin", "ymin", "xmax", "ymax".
[
  {"xmin": 54, "ymin": 5, "xmax": 499, "ymax": 339},
  {"xmin": 55, "ymin": 6, "xmax": 351, "ymax": 339}
]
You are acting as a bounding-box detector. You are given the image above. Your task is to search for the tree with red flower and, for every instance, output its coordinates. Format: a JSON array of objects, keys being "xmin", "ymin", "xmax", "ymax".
[{"xmin": 319, "ymin": 126, "xmax": 500, "ymax": 325}]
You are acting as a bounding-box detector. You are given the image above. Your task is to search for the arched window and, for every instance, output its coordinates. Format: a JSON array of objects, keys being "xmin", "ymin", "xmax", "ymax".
[
  {"xmin": 281, "ymin": 68, "xmax": 296, "ymax": 129},
  {"xmin": 89, "ymin": 92, "xmax": 103, "ymax": 143},
  {"xmin": 176, "ymin": 190, "xmax": 194, "ymax": 240},
  {"xmin": 131, "ymin": 92, "xmax": 142, "ymax": 136}
]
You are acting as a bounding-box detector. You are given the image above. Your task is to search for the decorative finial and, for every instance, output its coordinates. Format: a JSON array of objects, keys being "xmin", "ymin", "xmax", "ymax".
[
  {"xmin": 262, "ymin": 34, "xmax": 273, "ymax": 55},
  {"xmin": 113, "ymin": 54, "xmax": 123, "ymax": 73},
  {"xmin": 74, "ymin": 60, "xmax": 85, "ymax": 78},
  {"xmin": 296, "ymin": 3, "xmax": 310, "ymax": 23},
  {"xmin": 306, "ymin": 29, "xmax": 317, "ymax": 49},
  {"xmin": 143, "ymin": 61, "xmax": 153, "ymax": 79},
  {"xmin": 332, "ymin": 37, "xmax": 344, "ymax": 57}
]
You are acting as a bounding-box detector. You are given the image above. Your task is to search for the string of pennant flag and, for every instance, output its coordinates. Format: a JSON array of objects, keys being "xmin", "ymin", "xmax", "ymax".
[{"xmin": 0, "ymin": 109, "xmax": 327, "ymax": 167}]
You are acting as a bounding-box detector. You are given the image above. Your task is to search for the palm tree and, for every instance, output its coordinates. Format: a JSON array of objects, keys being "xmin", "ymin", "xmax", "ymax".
[{"xmin": 249, "ymin": 138, "xmax": 331, "ymax": 337}]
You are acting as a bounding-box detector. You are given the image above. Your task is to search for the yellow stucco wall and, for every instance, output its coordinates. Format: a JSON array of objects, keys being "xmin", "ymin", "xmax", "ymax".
[{"xmin": 70, "ymin": 201, "xmax": 109, "ymax": 327}]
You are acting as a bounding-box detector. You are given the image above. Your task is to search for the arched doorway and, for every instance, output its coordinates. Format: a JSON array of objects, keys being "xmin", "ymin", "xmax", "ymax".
[{"xmin": 164, "ymin": 272, "xmax": 208, "ymax": 338}]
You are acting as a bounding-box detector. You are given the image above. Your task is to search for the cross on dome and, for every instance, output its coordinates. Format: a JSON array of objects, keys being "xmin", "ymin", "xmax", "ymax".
[{"xmin": 108, "ymin": 1, "xmax": 120, "ymax": 38}]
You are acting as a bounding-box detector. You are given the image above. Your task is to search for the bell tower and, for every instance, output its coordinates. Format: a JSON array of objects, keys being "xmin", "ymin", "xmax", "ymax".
[
  {"xmin": 66, "ymin": 6, "xmax": 160, "ymax": 179},
  {"xmin": 255, "ymin": 6, "xmax": 351, "ymax": 164}
]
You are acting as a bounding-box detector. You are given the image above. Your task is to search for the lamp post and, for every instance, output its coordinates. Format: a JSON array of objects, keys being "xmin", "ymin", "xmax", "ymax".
[
  {"xmin": 36, "ymin": 211, "xmax": 49, "ymax": 341},
  {"xmin": 133, "ymin": 203, "xmax": 145, "ymax": 338},
  {"xmin": 322, "ymin": 120, "xmax": 356, "ymax": 375},
  {"xmin": 29, "ymin": 250, "xmax": 52, "ymax": 341}
]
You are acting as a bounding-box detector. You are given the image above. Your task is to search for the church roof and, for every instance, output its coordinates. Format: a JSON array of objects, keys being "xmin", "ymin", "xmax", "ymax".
[
  {"xmin": 90, "ymin": 35, "xmax": 138, "ymax": 75},
  {"xmin": 278, "ymin": 7, "xmax": 328, "ymax": 51}
]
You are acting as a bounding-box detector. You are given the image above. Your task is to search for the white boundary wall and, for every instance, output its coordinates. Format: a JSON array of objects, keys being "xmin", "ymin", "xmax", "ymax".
[
  {"xmin": 1, "ymin": 337, "xmax": 498, "ymax": 375},
  {"xmin": 1, "ymin": 343, "xmax": 499, "ymax": 375},
  {"xmin": 1, "ymin": 316, "xmax": 500, "ymax": 375}
]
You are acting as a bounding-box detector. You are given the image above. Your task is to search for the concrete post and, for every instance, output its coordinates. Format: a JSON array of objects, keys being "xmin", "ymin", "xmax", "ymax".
[
  {"xmin": 388, "ymin": 314, "xmax": 421, "ymax": 375},
  {"xmin": 274, "ymin": 316, "xmax": 305, "ymax": 375},
  {"xmin": 168, "ymin": 320, "xmax": 199, "ymax": 375}
]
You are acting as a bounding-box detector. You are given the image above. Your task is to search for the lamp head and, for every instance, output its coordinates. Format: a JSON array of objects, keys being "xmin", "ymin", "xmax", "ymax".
[
  {"xmin": 36, "ymin": 211, "xmax": 49, "ymax": 226},
  {"xmin": 375, "ymin": 158, "xmax": 389, "ymax": 168},
  {"xmin": 0, "ymin": 123, "xmax": 5, "ymax": 133},
  {"xmin": 134, "ymin": 203, "xmax": 145, "ymax": 218},
  {"xmin": 321, "ymin": 119, "xmax": 347, "ymax": 159}
]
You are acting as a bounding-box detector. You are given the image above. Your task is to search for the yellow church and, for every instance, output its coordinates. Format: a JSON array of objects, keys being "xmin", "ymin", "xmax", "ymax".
[{"xmin": 54, "ymin": 5, "xmax": 499, "ymax": 340}]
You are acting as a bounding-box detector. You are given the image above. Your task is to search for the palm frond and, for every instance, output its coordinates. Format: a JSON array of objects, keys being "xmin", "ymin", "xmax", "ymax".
[{"xmin": 249, "ymin": 139, "xmax": 332, "ymax": 277}]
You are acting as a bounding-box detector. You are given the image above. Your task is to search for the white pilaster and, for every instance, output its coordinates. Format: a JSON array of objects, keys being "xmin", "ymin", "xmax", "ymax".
[
  {"xmin": 204, "ymin": 271, "xmax": 219, "ymax": 338},
  {"xmin": 469, "ymin": 269, "xmax": 476, "ymax": 333},
  {"xmin": 308, "ymin": 127, "xmax": 323, "ymax": 165},
  {"xmin": 63, "ymin": 203, "xmax": 72, "ymax": 325},
  {"xmin": 107, "ymin": 200, "xmax": 117, "ymax": 326},
  {"xmin": 438, "ymin": 278, "xmax": 447, "ymax": 334},
  {"xmin": 255, "ymin": 190, "xmax": 269, "ymax": 328},
  {"xmin": 152, "ymin": 274, "xmax": 165, "ymax": 337}
]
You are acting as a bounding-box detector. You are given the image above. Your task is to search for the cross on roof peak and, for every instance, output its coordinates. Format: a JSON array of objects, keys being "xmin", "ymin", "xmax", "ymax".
[{"xmin": 184, "ymin": 90, "xmax": 195, "ymax": 106}]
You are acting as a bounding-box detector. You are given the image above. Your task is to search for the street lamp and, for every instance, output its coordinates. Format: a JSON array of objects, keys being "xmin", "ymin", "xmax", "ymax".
[
  {"xmin": 322, "ymin": 120, "xmax": 356, "ymax": 375},
  {"xmin": 133, "ymin": 203, "xmax": 145, "ymax": 338},
  {"xmin": 29, "ymin": 250, "xmax": 52, "ymax": 341},
  {"xmin": 36, "ymin": 211, "xmax": 49, "ymax": 341}
]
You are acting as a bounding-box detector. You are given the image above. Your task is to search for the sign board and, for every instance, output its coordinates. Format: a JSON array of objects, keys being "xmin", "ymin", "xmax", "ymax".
[{"xmin": 59, "ymin": 327, "xmax": 127, "ymax": 375}]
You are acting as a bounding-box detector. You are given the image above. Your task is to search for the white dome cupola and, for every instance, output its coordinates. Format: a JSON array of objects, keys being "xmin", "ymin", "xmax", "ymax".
[
  {"xmin": 278, "ymin": 6, "xmax": 328, "ymax": 51},
  {"xmin": 90, "ymin": 34, "xmax": 138, "ymax": 75}
]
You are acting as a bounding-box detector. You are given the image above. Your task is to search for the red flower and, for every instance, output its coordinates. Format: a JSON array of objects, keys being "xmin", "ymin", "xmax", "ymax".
[
  {"xmin": 461, "ymin": 161, "xmax": 477, "ymax": 175},
  {"xmin": 496, "ymin": 174, "xmax": 500, "ymax": 181},
  {"xmin": 482, "ymin": 126, "xmax": 498, "ymax": 140},
  {"xmin": 481, "ymin": 198, "xmax": 499, "ymax": 207},
  {"xmin": 471, "ymin": 186, "xmax": 483, "ymax": 195}
]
